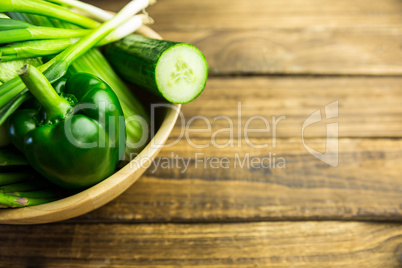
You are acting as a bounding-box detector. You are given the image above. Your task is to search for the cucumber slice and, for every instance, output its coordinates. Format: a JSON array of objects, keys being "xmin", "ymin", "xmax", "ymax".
[{"xmin": 105, "ymin": 34, "xmax": 208, "ymax": 104}]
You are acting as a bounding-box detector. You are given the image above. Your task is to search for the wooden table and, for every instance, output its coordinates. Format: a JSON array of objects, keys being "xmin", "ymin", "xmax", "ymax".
[{"xmin": 2, "ymin": 0, "xmax": 402, "ymax": 267}]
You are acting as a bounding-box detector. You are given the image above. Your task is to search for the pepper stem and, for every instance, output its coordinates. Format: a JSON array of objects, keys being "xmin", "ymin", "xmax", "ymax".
[{"xmin": 18, "ymin": 64, "xmax": 71, "ymax": 122}]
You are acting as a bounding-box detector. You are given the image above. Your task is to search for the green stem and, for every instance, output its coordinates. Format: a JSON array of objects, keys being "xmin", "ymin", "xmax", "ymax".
[
  {"xmin": 0, "ymin": 15, "xmax": 145, "ymax": 62},
  {"xmin": 0, "ymin": 179, "xmax": 53, "ymax": 193},
  {"xmin": 0, "ymin": 18, "xmax": 31, "ymax": 30},
  {"xmin": 39, "ymin": 0, "xmax": 151, "ymax": 83},
  {"xmin": 0, "ymin": 89, "xmax": 30, "ymax": 126},
  {"xmin": 53, "ymin": 0, "xmax": 147, "ymax": 67},
  {"xmin": 0, "ymin": 55, "xmax": 18, "ymax": 62},
  {"xmin": 0, "ymin": 0, "xmax": 100, "ymax": 28},
  {"xmin": 18, "ymin": 64, "xmax": 71, "ymax": 122},
  {"xmin": 0, "ymin": 193, "xmax": 58, "ymax": 208},
  {"xmin": 0, "ymin": 172, "xmax": 33, "ymax": 186},
  {"xmin": 0, "ymin": 39, "xmax": 74, "ymax": 57},
  {"xmin": 5, "ymin": 188, "xmax": 64, "ymax": 199},
  {"xmin": 0, "ymin": 149, "xmax": 28, "ymax": 166},
  {"xmin": 0, "ymin": 77, "xmax": 25, "ymax": 106},
  {"xmin": 46, "ymin": 0, "xmax": 114, "ymax": 22},
  {"xmin": 0, "ymin": 27, "xmax": 88, "ymax": 44}
]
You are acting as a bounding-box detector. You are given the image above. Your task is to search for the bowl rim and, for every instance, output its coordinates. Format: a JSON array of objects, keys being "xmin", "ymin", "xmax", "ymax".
[{"xmin": 0, "ymin": 27, "xmax": 181, "ymax": 225}]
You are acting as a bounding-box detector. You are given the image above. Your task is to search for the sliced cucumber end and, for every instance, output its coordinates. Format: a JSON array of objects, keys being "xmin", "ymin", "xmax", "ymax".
[{"xmin": 155, "ymin": 44, "xmax": 208, "ymax": 104}]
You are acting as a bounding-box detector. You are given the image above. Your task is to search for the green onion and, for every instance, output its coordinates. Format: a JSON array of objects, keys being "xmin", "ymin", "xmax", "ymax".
[
  {"xmin": 0, "ymin": 15, "xmax": 145, "ymax": 62},
  {"xmin": 0, "ymin": 39, "xmax": 74, "ymax": 61},
  {"xmin": 0, "ymin": 0, "xmax": 99, "ymax": 28},
  {"xmin": 0, "ymin": 17, "xmax": 32, "ymax": 30},
  {"xmin": 0, "ymin": 77, "xmax": 26, "ymax": 110},
  {"xmin": 45, "ymin": 0, "xmax": 151, "ymax": 45},
  {"xmin": 46, "ymin": 0, "xmax": 119, "ymax": 22},
  {"xmin": 40, "ymin": 0, "xmax": 150, "ymax": 82},
  {"xmin": 0, "ymin": 24, "xmax": 89, "ymax": 44}
]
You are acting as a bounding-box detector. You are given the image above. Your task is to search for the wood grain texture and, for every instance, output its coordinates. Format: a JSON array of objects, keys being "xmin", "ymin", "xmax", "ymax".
[
  {"xmin": 87, "ymin": 0, "xmax": 402, "ymax": 29},
  {"xmin": 3, "ymin": 0, "xmax": 401, "ymax": 267},
  {"xmin": 69, "ymin": 77, "xmax": 402, "ymax": 223},
  {"xmin": 85, "ymin": 0, "xmax": 402, "ymax": 75},
  {"xmin": 1, "ymin": 222, "xmax": 402, "ymax": 267},
  {"xmin": 174, "ymin": 77, "xmax": 402, "ymax": 139},
  {"xmin": 77, "ymin": 137, "xmax": 402, "ymax": 223}
]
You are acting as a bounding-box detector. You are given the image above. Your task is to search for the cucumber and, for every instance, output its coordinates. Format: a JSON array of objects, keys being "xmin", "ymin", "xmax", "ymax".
[{"xmin": 104, "ymin": 34, "xmax": 208, "ymax": 104}]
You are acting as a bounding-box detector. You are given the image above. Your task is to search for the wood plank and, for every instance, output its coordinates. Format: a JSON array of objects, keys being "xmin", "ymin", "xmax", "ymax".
[
  {"xmin": 167, "ymin": 77, "xmax": 402, "ymax": 139},
  {"xmin": 88, "ymin": 0, "xmax": 402, "ymax": 29},
  {"xmin": 160, "ymin": 29, "xmax": 402, "ymax": 76},
  {"xmin": 1, "ymin": 222, "xmax": 402, "ymax": 267},
  {"xmin": 77, "ymin": 137, "xmax": 402, "ymax": 222},
  {"xmin": 85, "ymin": 0, "xmax": 402, "ymax": 75},
  {"xmin": 69, "ymin": 76, "xmax": 402, "ymax": 222}
]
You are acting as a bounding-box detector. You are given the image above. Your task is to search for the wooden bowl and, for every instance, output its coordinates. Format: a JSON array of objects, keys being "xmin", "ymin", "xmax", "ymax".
[{"xmin": 0, "ymin": 27, "xmax": 180, "ymax": 224}]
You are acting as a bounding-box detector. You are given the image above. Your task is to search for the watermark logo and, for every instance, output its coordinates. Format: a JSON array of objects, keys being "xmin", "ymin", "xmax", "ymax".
[
  {"xmin": 59, "ymin": 99, "xmax": 340, "ymax": 171},
  {"xmin": 302, "ymin": 100, "xmax": 339, "ymax": 167}
]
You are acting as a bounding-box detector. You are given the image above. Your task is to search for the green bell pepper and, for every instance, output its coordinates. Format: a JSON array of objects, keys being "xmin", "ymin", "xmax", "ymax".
[{"xmin": 7, "ymin": 65, "xmax": 126, "ymax": 189}]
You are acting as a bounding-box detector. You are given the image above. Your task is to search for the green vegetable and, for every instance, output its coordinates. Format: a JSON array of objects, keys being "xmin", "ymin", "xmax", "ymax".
[
  {"xmin": 0, "ymin": 0, "xmax": 150, "ymax": 123},
  {"xmin": 0, "ymin": 125, "xmax": 10, "ymax": 147},
  {"xmin": 0, "ymin": 39, "xmax": 75, "ymax": 62},
  {"xmin": 0, "ymin": 17, "xmax": 32, "ymax": 29},
  {"xmin": 0, "ymin": 0, "xmax": 100, "ymax": 28},
  {"xmin": 0, "ymin": 14, "xmax": 144, "ymax": 62},
  {"xmin": 0, "ymin": 193, "xmax": 59, "ymax": 208},
  {"xmin": 0, "ymin": 56, "xmax": 42, "ymax": 135},
  {"xmin": 0, "ymin": 179, "xmax": 53, "ymax": 192},
  {"xmin": 0, "ymin": 57, "xmax": 42, "ymax": 85},
  {"xmin": 8, "ymin": 65, "xmax": 125, "ymax": 189},
  {"xmin": 0, "ymin": 172, "xmax": 33, "ymax": 185},
  {"xmin": 105, "ymin": 34, "xmax": 209, "ymax": 104},
  {"xmin": 5, "ymin": 12, "xmax": 150, "ymax": 157},
  {"xmin": 0, "ymin": 148, "xmax": 28, "ymax": 166},
  {"xmin": 4, "ymin": 189, "xmax": 63, "ymax": 199},
  {"xmin": 0, "ymin": 177, "xmax": 65, "ymax": 207},
  {"xmin": 0, "ymin": 149, "xmax": 66, "ymax": 208},
  {"xmin": 0, "ymin": 18, "xmax": 89, "ymax": 44}
]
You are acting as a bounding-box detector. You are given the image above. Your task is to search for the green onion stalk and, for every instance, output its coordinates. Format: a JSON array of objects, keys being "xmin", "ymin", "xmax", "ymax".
[
  {"xmin": 0, "ymin": 18, "xmax": 90, "ymax": 44},
  {"xmin": 0, "ymin": 0, "xmax": 149, "ymax": 57},
  {"xmin": 45, "ymin": 0, "xmax": 155, "ymax": 24},
  {"xmin": 0, "ymin": 15, "xmax": 145, "ymax": 61},
  {"xmin": 46, "ymin": 0, "xmax": 124, "ymax": 21},
  {"xmin": 0, "ymin": 0, "xmax": 100, "ymax": 28}
]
